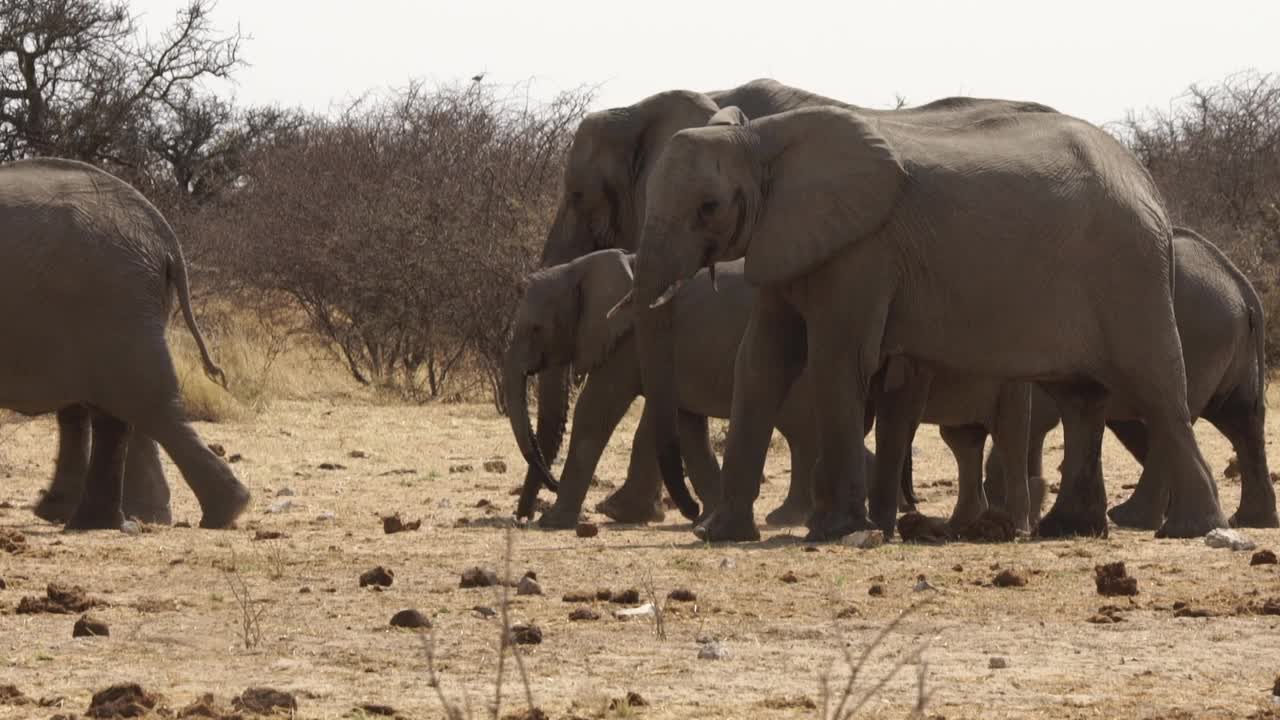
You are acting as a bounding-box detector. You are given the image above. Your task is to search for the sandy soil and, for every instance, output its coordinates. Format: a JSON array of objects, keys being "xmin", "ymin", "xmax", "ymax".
[{"xmin": 2, "ymin": 396, "xmax": 1279, "ymax": 719}]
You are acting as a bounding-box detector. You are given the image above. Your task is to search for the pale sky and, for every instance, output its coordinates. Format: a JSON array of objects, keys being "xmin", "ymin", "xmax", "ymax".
[{"xmin": 133, "ymin": 0, "xmax": 1278, "ymax": 126}]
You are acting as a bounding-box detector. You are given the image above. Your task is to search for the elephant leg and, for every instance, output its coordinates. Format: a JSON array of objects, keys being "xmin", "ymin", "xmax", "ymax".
[
  {"xmin": 1205, "ymin": 399, "xmax": 1279, "ymax": 529},
  {"xmin": 1036, "ymin": 382, "xmax": 1110, "ymax": 538},
  {"xmin": 97, "ymin": 340, "xmax": 249, "ymax": 529},
  {"xmin": 542, "ymin": 368, "xmax": 639, "ymax": 528},
  {"xmin": 940, "ymin": 424, "xmax": 988, "ymax": 529},
  {"xmin": 982, "ymin": 446, "xmax": 1005, "ymax": 509},
  {"xmin": 870, "ymin": 361, "xmax": 931, "ymax": 536},
  {"xmin": 121, "ymin": 434, "xmax": 172, "ymax": 525},
  {"xmin": 34, "ymin": 405, "xmax": 92, "ymax": 524},
  {"xmin": 695, "ymin": 296, "xmax": 805, "ymax": 542},
  {"xmin": 676, "ymin": 412, "xmax": 722, "ymax": 520},
  {"xmin": 898, "ymin": 422, "xmax": 921, "ymax": 512},
  {"xmin": 766, "ymin": 428, "xmax": 815, "ymax": 526},
  {"xmin": 1105, "ymin": 419, "xmax": 1167, "ymax": 529},
  {"xmin": 992, "ymin": 382, "xmax": 1033, "ymax": 532},
  {"xmin": 593, "ymin": 408, "xmax": 664, "ymax": 525},
  {"xmin": 66, "ymin": 409, "xmax": 130, "ymax": 531}
]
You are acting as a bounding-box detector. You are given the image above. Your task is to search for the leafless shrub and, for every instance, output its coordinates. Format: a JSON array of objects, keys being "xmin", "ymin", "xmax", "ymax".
[
  {"xmin": 640, "ymin": 569, "xmax": 667, "ymax": 641},
  {"xmin": 818, "ymin": 600, "xmax": 933, "ymax": 720},
  {"xmin": 220, "ymin": 550, "xmax": 266, "ymax": 650}
]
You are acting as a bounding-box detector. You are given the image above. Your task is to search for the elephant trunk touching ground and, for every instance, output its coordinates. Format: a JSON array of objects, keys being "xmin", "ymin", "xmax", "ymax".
[{"xmin": 504, "ymin": 345, "xmax": 558, "ymax": 519}]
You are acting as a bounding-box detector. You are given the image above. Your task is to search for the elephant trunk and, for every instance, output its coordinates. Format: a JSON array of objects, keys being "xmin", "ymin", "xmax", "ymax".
[
  {"xmin": 504, "ymin": 351, "xmax": 558, "ymax": 519},
  {"xmin": 634, "ymin": 238, "xmax": 702, "ymax": 522}
]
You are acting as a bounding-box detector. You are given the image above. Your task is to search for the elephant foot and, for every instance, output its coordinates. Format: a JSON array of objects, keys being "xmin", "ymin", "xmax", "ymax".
[
  {"xmin": 1228, "ymin": 506, "xmax": 1280, "ymax": 529},
  {"xmin": 65, "ymin": 503, "xmax": 125, "ymax": 532},
  {"xmin": 123, "ymin": 503, "xmax": 173, "ymax": 526},
  {"xmin": 1036, "ymin": 498, "xmax": 1108, "ymax": 539},
  {"xmin": 764, "ymin": 500, "xmax": 811, "ymax": 527},
  {"xmin": 1106, "ymin": 495, "xmax": 1164, "ymax": 530},
  {"xmin": 693, "ymin": 507, "xmax": 760, "ymax": 543},
  {"xmin": 33, "ymin": 491, "xmax": 76, "ymax": 524},
  {"xmin": 536, "ymin": 504, "xmax": 583, "ymax": 530},
  {"xmin": 803, "ymin": 506, "xmax": 872, "ymax": 543},
  {"xmin": 197, "ymin": 482, "xmax": 251, "ymax": 530},
  {"xmin": 1155, "ymin": 508, "xmax": 1228, "ymax": 539},
  {"xmin": 595, "ymin": 492, "xmax": 664, "ymax": 524}
]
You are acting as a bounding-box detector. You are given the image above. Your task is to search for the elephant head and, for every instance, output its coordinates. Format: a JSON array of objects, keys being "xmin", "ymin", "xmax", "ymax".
[
  {"xmin": 505, "ymin": 250, "xmax": 641, "ymax": 518},
  {"xmin": 632, "ymin": 106, "xmax": 909, "ymax": 501},
  {"xmin": 525, "ymin": 90, "xmax": 722, "ymax": 520}
]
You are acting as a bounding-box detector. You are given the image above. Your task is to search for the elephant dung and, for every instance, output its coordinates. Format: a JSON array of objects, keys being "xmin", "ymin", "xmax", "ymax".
[
  {"xmin": 233, "ymin": 687, "xmax": 298, "ymax": 715},
  {"xmin": 389, "ymin": 609, "xmax": 432, "ymax": 629},
  {"xmin": 569, "ymin": 607, "xmax": 600, "ymax": 621},
  {"xmin": 382, "ymin": 513, "xmax": 422, "ymax": 534},
  {"xmin": 0, "ymin": 528, "xmax": 26, "ymax": 554},
  {"xmin": 86, "ymin": 684, "xmax": 159, "ymax": 718},
  {"xmin": 17, "ymin": 583, "xmax": 103, "ymax": 614},
  {"xmin": 1094, "ymin": 563, "xmax": 1139, "ymax": 597},
  {"xmin": 898, "ymin": 513, "xmax": 951, "ymax": 544},
  {"xmin": 359, "ymin": 566, "xmax": 394, "ymax": 588},
  {"xmin": 1251, "ymin": 549, "xmax": 1278, "ymax": 565},
  {"xmin": 667, "ymin": 588, "xmax": 697, "ymax": 602},
  {"xmin": 482, "ymin": 459, "xmax": 508, "ymax": 474},
  {"xmin": 953, "ymin": 510, "xmax": 1018, "ymax": 543},
  {"xmin": 460, "ymin": 567, "xmax": 498, "ymax": 588},
  {"xmin": 575, "ymin": 522, "xmax": 599, "ymax": 538},
  {"xmin": 509, "ymin": 623, "xmax": 543, "ymax": 644},
  {"xmin": 992, "ymin": 569, "xmax": 1028, "ymax": 588},
  {"xmin": 72, "ymin": 614, "xmax": 109, "ymax": 638}
]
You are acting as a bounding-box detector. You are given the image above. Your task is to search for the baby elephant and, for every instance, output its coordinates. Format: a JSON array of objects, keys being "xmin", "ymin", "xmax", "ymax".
[
  {"xmin": 504, "ymin": 249, "xmax": 844, "ymax": 528},
  {"xmin": 0, "ymin": 158, "xmax": 250, "ymax": 530}
]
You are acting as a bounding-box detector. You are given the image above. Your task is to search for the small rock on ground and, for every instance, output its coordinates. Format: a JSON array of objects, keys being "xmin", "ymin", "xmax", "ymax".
[
  {"xmin": 780, "ymin": 571, "xmax": 800, "ymax": 584},
  {"xmin": 1205, "ymin": 528, "xmax": 1256, "ymax": 551},
  {"xmin": 868, "ymin": 584, "xmax": 886, "ymax": 597},
  {"xmin": 119, "ymin": 520, "xmax": 142, "ymax": 536},
  {"xmin": 389, "ymin": 609, "xmax": 431, "ymax": 629},
  {"xmin": 266, "ymin": 498, "xmax": 294, "ymax": 514},
  {"xmin": 72, "ymin": 614, "xmax": 109, "ymax": 638},
  {"xmin": 382, "ymin": 513, "xmax": 422, "ymax": 534},
  {"xmin": 516, "ymin": 576, "xmax": 543, "ymax": 596},
  {"xmin": 359, "ymin": 566, "xmax": 394, "ymax": 588},
  {"xmin": 698, "ymin": 640, "xmax": 729, "ymax": 660},
  {"xmin": 989, "ymin": 656, "xmax": 1010, "ymax": 669},
  {"xmin": 842, "ymin": 529, "xmax": 884, "ymax": 549}
]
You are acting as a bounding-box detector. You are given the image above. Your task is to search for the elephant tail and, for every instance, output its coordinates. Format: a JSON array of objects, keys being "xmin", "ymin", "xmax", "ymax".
[{"xmin": 167, "ymin": 244, "xmax": 229, "ymax": 391}]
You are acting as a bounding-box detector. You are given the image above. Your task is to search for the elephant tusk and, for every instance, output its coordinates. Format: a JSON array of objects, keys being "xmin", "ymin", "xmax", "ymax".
[
  {"xmin": 607, "ymin": 289, "xmax": 633, "ymax": 320},
  {"xmin": 648, "ymin": 280, "xmax": 684, "ymax": 309}
]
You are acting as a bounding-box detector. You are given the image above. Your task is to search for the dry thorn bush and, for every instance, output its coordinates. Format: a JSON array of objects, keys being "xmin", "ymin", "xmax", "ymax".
[
  {"xmin": 819, "ymin": 600, "xmax": 934, "ymax": 720},
  {"xmin": 219, "ymin": 550, "xmax": 268, "ymax": 651}
]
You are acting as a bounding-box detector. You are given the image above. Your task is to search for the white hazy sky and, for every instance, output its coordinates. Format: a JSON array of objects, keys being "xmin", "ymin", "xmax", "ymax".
[{"xmin": 132, "ymin": 0, "xmax": 1278, "ymax": 126}]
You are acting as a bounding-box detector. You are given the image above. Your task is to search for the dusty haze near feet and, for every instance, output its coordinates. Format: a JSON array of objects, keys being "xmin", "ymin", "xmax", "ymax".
[{"xmin": 2, "ymin": 389, "xmax": 1279, "ymax": 719}]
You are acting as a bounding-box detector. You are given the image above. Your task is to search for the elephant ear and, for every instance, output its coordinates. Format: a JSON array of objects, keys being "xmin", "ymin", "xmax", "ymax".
[
  {"xmin": 708, "ymin": 106, "xmax": 750, "ymax": 127},
  {"xmin": 626, "ymin": 91, "xmax": 721, "ymax": 230},
  {"xmin": 573, "ymin": 250, "xmax": 638, "ymax": 373},
  {"xmin": 746, "ymin": 107, "xmax": 908, "ymax": 286}
]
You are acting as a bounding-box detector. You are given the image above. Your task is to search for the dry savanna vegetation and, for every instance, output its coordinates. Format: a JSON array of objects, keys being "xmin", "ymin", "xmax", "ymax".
[{"xmin": 3, "ymin": 2, "xmax": 1280, "ymax": 719}]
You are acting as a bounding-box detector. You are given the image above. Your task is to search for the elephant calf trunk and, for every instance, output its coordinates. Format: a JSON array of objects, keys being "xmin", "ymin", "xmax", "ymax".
[{"xmin": 504, "ymin": 355, "xmax": 558, "ymax": 518}]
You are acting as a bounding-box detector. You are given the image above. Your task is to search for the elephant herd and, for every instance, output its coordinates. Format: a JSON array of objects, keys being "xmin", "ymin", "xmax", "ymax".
[
  {"xmin": 0, "ymin": 80, "xmax": 1273, "ymax": 545},
  {"xmin": 504, "ymin": 78, "xmax": 1277, "ymax": 543}
]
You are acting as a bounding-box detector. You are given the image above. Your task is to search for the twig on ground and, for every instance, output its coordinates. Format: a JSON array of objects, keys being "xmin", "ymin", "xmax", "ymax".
[{"xmin": 819, "ymin": 599, "xmax": 934, "ymax": 720}]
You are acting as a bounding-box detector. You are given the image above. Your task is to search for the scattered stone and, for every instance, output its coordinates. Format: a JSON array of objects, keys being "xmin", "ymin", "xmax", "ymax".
[
  {"xmin": 275, "ymin": 487, "xmax": 295, "ymax": 497},
  {"xmin": 569, "ymin": 607, "xmax": 600, "ymax": 621},
  {"xmin": 314, "ymin": 511, "xmax": 337, "ymax": 523},
  {"xmin": 610, "ymin": 588, "xmax": 641, "ymax": 604},
  {"xmin": 389, "ymin": 609, "xmax": 431, "ymax": 629},
  {"xmin": 562, "ymin": 591, "xmax": 592, "ymax": 603},
  {"xmin": 483, "ymin": 460, "xmax": 508, "ymax": 474},
  {"xmin": 228, "ymin": 453, "xmax": 243, "ymax": 463},
  {"xmin": 472, "ymin": 605, "xmax": 496, "ymax": 619},
  {"xmin": 73, "ymin": 614, "xmax": 109, "ymax": 638},
  {"xmin": 460, "ymin": 567, "xmax": 498, "ymax": 588},
  {"xmin": 1, "ymin": 528, "xmax": 27, "ymax": 554},
  {"xmin": 266, "ymin": 498, "xmax": 294, "ymax": 514},
  {"xmin": 348, "ymin": 450, "xmax": 369, "ymax": 459},
  {"xmin": 208, "ymin": 443, "xmax": 226, "ymax": 457},
  {"xmin": 913, "ymin": 575, "xmax": 939, "ymax": 593},
  {"xmin": 1253, "ymin": 549, "xmax": 1279, "ymax": 566},
  {"xmin": 318, "ymin": 462, "xmax": 346, "ymax": 471},
  {"xmin": 614, "ymin": 603, "xmax": 656, "ymax": 620},
  {"xmin": 253, "ymin": 529, "xmax": 286, "ymax": 541},
  {"xmin": 993, "ymin": 569, "xmax": 1028, "ymax": 588},
  {"xmin": 953, "ymin": 564, "xmax": 964, "ymax": 572},
  {"xmin": 516, "ymin": 576, "xmax": 543, "ymax": 596},
  {"xmin": 868, "ymin": 584, "xmax": 886, "ymax": 597},
  {"xmin": 0, "ymin": 685, "xmax": 31, "ymax": 705},
  {"xmin": 718, "ymin": 558, "xmax": 736, "ymax": 570},
  {"xmin": 382, "ymin": 513, "xmax": 422, "ymax": 534},
  {"xmin": 1095, "ymin": 562, "xmax": 1139, "ymax": 597},
  {"xmin": 575, "ymin": 522, "xmax": 599, "ymax": 538},
  {"xmin": 954, "ymin": 509, "xmax": 1017, "ymax": 543},
  {"xmin": 1224, "ymin": 455, "xmax": 1240, "ymax": 479},
  {"xmin": 119, "ymin": 520, "xmax": 142, "ymax": 536},
  {"xmin": 1205, "ymin": 528, "xmax": 1257, "ymax": 551},
  {"xmin": 233, "ymin": 687, "xmax": 297, "ymax": 715},
  {"xmin": 359, "ymin": 566, "xmax": 395, "ymax": 588},
  {"xmin": 449, "ymin": 464, "xmax": 474, "ymax": 474},
  {"xmin": 667, "ymin": 588, "xmax": 697, "ymax": 602},
  {"xmin": 698, "ymin": 640, "xmax": 729, "ymax": 660},
  {"xmin": 780, "ymin": 570, "xmax": 800, "ymax": 584},
  {"xmin": 842, "ymin": 529, "xmax": 885, "ymax": 549},
  {"xmin": 989, "ymin": 656, "xmax": 1010, "ymax": 670},
  {"xmin": 509, "ymin": 623, "xmax": 543, "ymax": 644},
  {"xmin": 17, "ymin": 583, "xmax": 103, "ymax": 614},
  {"xmin": 608, "ymin": 692, "xmax": 648, "ymax": 710},
  {"xmin": 898, "ymin": 512, "xmax": 951, "ymax": 544},
  {"xmin": 86, "ymin": 683, "xmax": 158, "ymax": 718}
]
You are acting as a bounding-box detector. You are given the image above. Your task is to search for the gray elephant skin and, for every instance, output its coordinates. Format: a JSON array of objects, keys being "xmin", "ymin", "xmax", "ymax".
[
  {"xmin": 527, "ymin": 78, "xmax": 1051, "ymax": 526},
  {"xmin": 0, "ymin": 158, "xmax": 250, "ymax": 530},
  {"xmin": 631, "ymin": 103, "xmax": 1227, "ymax": 543},
  {"xmin": 982, "ymin": 227, "xmax": 1275, "ymax": 529}
]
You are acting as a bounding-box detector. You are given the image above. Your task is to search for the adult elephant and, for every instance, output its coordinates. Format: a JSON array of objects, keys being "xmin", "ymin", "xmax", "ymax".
[
  {"xmin": 0, "ymin": 158, "xmax": 250, "ymax": 530},
  {"xmin": 632, "ymin": 104, "xmax": 1227, "ymax": 542},
  {"xmin": 982, "ymin": 227, "xmax": 1276, "ymax": 529},
  {"xmin": 506, "ymin": 249, "xmax": 879, "ymax": 527},
  {"xmin": 523, "ymin": 78, "xmax": 1055, "ymax": 523}
]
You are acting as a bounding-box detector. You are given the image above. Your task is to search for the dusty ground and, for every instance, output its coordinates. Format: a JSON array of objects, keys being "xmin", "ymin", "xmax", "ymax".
[{"xmin": 2, "ymin": 392, "xmax": 1280, "ymax": 719}]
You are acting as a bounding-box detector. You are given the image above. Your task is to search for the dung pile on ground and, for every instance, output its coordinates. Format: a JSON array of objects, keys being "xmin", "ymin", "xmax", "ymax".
[
  {"xmin": 1095, "ymin": 562, "xmax": 1139, "ymax": 597},
  {"xmin": 0, "ymin": 528, "xmax": 26, "ymax": 554},
  {"xmin": 898, "ymin": 512, "xmax": 951, "ymax": 544},
  {"xmin": 84, "ymin": 683, "xmax": 160, "ymax": 718},
  {"xmin": 232, "ymin": 687, "xmax": 297, "ymax": 715},
  {"xmin": 953, "ymin": 509, "xmax": 1017, "ymax": 542},
  {"xmin": 0, "ymin": 685, "xmax": 32, "ymax": 706},
  {"xmin": 17, "ymin": 583, "xmax": 104, "ymax": 614}
]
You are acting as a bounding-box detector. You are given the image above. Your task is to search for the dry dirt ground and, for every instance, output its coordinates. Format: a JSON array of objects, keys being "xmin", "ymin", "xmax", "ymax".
[{"xmin": 3, "ymin": 393, "xmax": 1280, "ymax": 719}]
